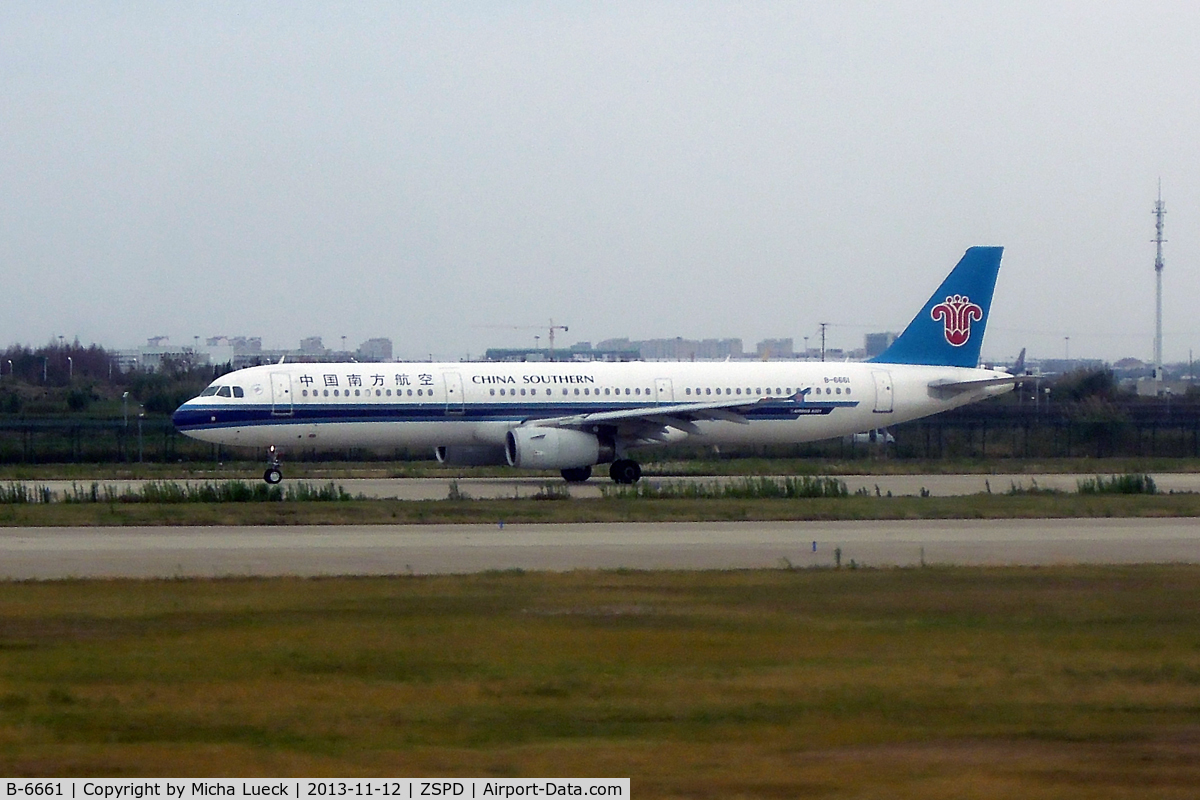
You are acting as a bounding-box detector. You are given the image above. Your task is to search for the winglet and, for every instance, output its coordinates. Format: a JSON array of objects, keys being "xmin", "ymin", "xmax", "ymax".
[{"xmin": 871, "ymin": 247, "xmax": 1003, "ymax": 368}]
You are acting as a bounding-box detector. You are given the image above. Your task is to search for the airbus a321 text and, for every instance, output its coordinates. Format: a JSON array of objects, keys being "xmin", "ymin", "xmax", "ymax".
[{"xmin": 173, "ymin": 247, "xmax": 1014, "ymax": 484}]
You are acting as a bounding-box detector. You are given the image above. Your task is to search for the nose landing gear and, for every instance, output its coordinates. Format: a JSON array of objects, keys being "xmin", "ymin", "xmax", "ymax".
[{"xmin": 263, "ymin": 446, "xmax": 283, "ymax": 484}]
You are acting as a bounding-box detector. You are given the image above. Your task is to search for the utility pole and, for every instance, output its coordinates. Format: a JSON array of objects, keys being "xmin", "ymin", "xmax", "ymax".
[
  {"xmin": 1153, "ymin": 181, "xmax": 1166, "ymax": 396},
  {"xmin": 819, "ymin": 323, "xmax": 828, "ymax": 362}
]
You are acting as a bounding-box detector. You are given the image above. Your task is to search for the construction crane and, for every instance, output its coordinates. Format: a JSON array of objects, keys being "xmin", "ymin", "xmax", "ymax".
[{"xmin": 475, "ymin": 319, "xmax": 569, "ymax": 361}]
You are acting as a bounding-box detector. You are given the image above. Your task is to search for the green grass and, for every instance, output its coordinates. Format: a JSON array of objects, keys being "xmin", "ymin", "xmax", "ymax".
[
  {"xmin": 3, "ymin": 492, "xmax": 1200, "ymax": 526},
  {"xmin": 5, "ymin": 456, "xmax": 1200, "ymax": 482},
  {"xmin": 601, "ymin": 475, "xmax": 851, "ymax": 499},
  {"xmin": 1, "ymin": 567, "xmax": 1200, "ymax": 796},
  {"xmin": 1078, "ymin": 473, "xmax": 1159, "ymax": 494}
]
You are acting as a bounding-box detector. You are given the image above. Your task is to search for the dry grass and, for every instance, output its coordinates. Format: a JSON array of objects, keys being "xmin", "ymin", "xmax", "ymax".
[{"xmin": 2, "ymin": 567, "xmax": 1200, "ymax": 796}]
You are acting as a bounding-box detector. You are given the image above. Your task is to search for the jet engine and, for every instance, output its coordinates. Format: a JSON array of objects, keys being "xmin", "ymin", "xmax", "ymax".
[
  {"xmin": 505, "ymin": 427, "xmax": 614, "ymax": 470},
  {"xmin": 434, "ymin": 445, "xmax": 510, "ymax": 466}
]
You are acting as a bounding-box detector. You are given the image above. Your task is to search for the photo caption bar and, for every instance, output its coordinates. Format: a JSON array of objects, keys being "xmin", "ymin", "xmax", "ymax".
[{"xmin": 3, "ymin": 780, "xmax": 629, "ymax": 800}]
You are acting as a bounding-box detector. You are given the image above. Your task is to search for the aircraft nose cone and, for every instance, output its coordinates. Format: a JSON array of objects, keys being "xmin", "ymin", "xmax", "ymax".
[{"xmin": 171, "ymin": 402, "xmax": 194, "ymax": 429}]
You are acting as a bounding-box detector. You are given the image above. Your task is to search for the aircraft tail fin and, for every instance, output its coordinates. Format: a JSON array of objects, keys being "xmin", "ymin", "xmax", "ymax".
[
  {"xmin": 871, "ymin": 246, "xmax": 1003, "ymax": 368},
  {"xmin": 1011, "ymin": 347, "xmax": 1027, "ymax": 376}
]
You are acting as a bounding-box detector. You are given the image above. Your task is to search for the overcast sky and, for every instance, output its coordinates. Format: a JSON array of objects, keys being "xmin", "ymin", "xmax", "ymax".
[{"xmin": 2, "ymin": 2, "xmax": 1198, "ymax": 363}]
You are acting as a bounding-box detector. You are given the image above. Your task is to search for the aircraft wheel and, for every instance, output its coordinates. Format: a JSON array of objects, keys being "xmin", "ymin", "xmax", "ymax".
[
  {"xmin": 609, "ymin": 459, "xmax": 642, "ymax": 484},
  {"xmin": 263, "ymin": 468, "xmax": 283, "ymax": 485},
  {"xmin": 560, "ymin": 466, "xmax": 592, "ymax": 483}
]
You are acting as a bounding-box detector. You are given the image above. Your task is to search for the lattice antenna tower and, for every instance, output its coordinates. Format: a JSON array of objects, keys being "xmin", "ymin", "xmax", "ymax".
[{"xmin": 1153, "ymin": 180, "xmax": 1166, "ymax": 392}]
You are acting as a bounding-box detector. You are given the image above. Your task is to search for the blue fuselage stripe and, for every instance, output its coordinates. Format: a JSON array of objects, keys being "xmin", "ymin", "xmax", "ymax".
[{"xmin": 172, "ymin": 401, "xmax": 852, "ymax": 431}]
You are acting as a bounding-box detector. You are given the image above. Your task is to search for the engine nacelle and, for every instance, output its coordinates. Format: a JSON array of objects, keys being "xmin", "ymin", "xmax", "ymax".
[
  {"xmin": 505, "ymin": 427, "xmax": 614, "ymax": 470},
  {"xmin": 434, "ymin": 445, "xmax": 510, "ymax": 466}
]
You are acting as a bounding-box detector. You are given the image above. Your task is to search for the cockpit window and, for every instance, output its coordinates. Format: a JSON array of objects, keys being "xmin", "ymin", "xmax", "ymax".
[
  {"xmin": 217, "ymin": 386, "xmax": 232, "ymax": 398},
  {"xmin": 200, "ymin": 386, "xmax": 220, "ymax": 397},
  {"xmin": 232, "ymin": 386, "xmax": 244, "ymax": 398}
]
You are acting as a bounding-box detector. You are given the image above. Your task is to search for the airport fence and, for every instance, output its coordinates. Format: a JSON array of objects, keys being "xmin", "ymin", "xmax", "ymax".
[
  {"xmin": 3, "ymin": 399, "xmax": 1200, "ymax": 465},
  {"xmin": 0, "ymin": 418, "xmax": 428, "ymax": 465}
]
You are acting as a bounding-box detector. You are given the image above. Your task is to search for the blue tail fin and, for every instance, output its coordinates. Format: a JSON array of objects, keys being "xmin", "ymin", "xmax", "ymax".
[{"xmin": 871, "ymin": 246, "xmax": 1003, "ymax": 368}]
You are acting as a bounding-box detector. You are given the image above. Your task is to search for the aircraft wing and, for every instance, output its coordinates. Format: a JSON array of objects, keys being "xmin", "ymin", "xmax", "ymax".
[{"xmin": 523, "ymin": 395, "xmax": 802, "ymax": 442}]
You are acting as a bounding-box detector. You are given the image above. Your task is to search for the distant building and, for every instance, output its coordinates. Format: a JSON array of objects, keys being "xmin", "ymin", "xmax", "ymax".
[
  {"xmin": 756, "ymin": 338, "xmax": 794, "ymax": 359},
  {"xmin": 114, "ymin": 337, "xmax": 209, "ymax": 373},
  {"xmin": 633, "ymin": 337, "xmax": 743, "ymax": 360},
  {"xmin": 1136, "ymin": 378, "xmax": 1191, "ymax": 397},
  {"xmin": 356, "ymin": 338, "xmax": 393, "ymax": 362},
  {"xmin": 300, "ymin": 337, "xmax": 327, "ymax": 356},
  {"xmin": 864, "ymin": 332, "xmax": 897, "ymax": 359}
]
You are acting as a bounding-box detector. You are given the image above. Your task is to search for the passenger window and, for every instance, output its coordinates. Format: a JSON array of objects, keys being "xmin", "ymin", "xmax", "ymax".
[
  {"xmin": 302, "ymin": 390, "xmax": 308, "ymax": 397},
  {"xmin": 635, "ymin": 388, "xmax": 640, "ymax": 395},
  {"xmin": 490, "ymin": 389, "xmax": 496, "ymax": 396},
  {"xmin": 407, "ymin": 389, "xmax": 413, "ymax": 396},
  {"xmin": 574, "ymin": 388, "xmax": 580, "ymax": 395}
]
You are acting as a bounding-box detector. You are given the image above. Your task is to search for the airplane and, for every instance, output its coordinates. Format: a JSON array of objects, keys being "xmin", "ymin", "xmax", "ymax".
[{"xmin": 173, "ymin": 246, "xmax": 1014, "ymax": 484}]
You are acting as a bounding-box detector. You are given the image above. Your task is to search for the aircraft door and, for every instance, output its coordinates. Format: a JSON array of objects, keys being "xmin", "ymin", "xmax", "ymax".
[
  {"xmin": 444, "ymin": 372, "xmax": 465, "ymax": 415},
  {"xmin": 655, "ymin": 377, "xmax": 674, "ymax": 405},
  {"xmin": 871, "ymin": 370, "xmax": 894, "ymax": 414},
  {"xmin": 270, "ymin": 372, "xmax": 294, "ymax": 417}
]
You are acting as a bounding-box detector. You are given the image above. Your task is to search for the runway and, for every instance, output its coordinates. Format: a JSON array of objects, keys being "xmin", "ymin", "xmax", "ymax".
[{"xmin": 2, "ymin": 518, "xmax": 1199, "ymax": 579}]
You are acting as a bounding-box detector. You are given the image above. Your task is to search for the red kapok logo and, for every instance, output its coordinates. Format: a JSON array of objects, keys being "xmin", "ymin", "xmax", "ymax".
[{"xmin": 931, "ymin": 295, "xmax": 983, "ymax": 347}]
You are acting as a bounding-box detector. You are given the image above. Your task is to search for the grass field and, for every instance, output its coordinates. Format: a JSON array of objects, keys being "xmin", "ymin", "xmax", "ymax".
[
  {"xmin": 2, "ymin": 566, "xmax": 1200, "ymax": 797},
  {"xmin": 3, "ymin": 492, "xmax": 1200, "ymax": 526},
  {"xmin": 3, "ymin": 456, "xmax": 1200, "ymax": 482}
]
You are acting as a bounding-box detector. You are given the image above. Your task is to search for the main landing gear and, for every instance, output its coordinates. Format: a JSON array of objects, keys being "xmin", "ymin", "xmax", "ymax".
[
  {"xmin": 560, "ymin": 460, "xmax": 643, "ymax": 484},
  {"xmin": 608, "ymin": 459, "xmax": 641, "ymax": 485},
  {"xmin": 263, "ymin": 446, "xmax": 283, "ymax": 484}
]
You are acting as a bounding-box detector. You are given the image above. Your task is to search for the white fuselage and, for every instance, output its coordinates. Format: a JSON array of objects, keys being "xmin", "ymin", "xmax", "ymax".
[{"xmin": 172, "ymin": 359, "xmax": 1012, "ymax": 453}]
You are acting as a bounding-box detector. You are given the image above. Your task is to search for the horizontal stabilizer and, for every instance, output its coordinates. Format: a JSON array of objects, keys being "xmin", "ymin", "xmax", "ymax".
[{"xmin": 928, "ymin": 375, "xmax": 1019, "ymax": 398}]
